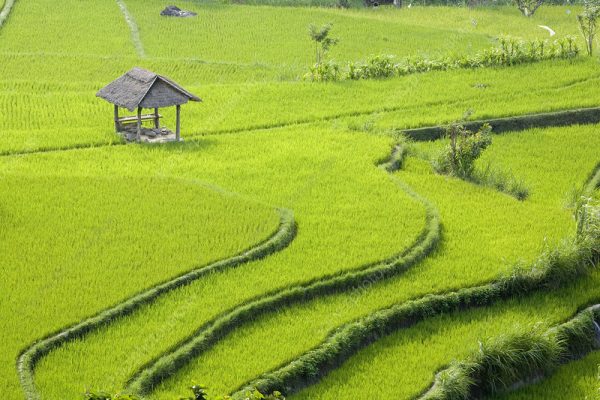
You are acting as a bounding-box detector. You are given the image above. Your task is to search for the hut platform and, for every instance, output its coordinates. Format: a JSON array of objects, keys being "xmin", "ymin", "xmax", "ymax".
[{"xmin": 119, "ymin": 125, "xmax": 182, "ymax": 144}]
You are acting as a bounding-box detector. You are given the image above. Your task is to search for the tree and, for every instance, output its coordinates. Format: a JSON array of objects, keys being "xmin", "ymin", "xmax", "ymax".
[
  {"xmin": 515, "ymin": 0, "xmax": 544, "ymax": 17},
  {"xmin": 308, "ymin": 23, "xmax": 339, "ymax": 65},
  {"xmin": 578, "ymin": 0, "xmax": 600, "ymax": 56}
]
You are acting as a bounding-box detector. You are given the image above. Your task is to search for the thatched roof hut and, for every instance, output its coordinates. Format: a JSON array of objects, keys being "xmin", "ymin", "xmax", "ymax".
[{"xmin": 97, "ymin": 67, "xmax": 201, "ymax": 142}]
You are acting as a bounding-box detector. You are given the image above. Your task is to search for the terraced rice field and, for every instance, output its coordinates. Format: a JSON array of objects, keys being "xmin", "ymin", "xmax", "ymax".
[{"xmin": 0, "ymin": 0, "xmax": 598, "ymax": 399}]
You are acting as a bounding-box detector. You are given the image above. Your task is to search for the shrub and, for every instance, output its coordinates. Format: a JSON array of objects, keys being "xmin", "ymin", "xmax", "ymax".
[
  {"xmin": 304, "ymin": 60, "xmax": 341, "ymax": 81},
  {"xmin": 307, "ymin": 36, "xmax": 579, "ymax": 82},
  {"xmin": 433, "ymin": 122, "xmax": 492, "ymax": 179},
  {"xmin": 360, "ymin": 55, "xmax": 396, "ymax": 79}
]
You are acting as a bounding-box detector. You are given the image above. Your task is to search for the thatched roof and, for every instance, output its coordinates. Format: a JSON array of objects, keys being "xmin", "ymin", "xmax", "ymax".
[{"xmin": 97, "ymin": 67, "xmax": 201, "ymax": 112}]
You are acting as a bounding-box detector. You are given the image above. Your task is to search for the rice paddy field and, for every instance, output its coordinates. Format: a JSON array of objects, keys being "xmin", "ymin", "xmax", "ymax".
[{"xmin": 0, "ymin": 0, "xmax": 599, "ymax": 399}]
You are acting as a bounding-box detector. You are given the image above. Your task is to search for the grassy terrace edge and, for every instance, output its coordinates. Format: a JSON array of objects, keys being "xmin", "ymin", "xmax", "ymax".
[
  {"xmin": 125, "ymin": 144, "xmax": 441, "ymax": 395},
  {"xmin": 420, "ymin": 304, "xmax": 600, "ymax": 400},
  {"xmin": 16, "ymin": 208, "xmax": 296, "ymax": 400},
  {"xmin": 226, "ymin": 148, "xmax": 600, "ymax": 399},
  {"xmin": 401, "ymin": 107, "xmax": 600, "ymax": 141}
]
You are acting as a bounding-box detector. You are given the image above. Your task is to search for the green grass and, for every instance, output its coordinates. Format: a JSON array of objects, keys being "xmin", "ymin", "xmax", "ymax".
[{"xmin": 2, "ymin": 0, "xmax": 600, "ymax": 399}]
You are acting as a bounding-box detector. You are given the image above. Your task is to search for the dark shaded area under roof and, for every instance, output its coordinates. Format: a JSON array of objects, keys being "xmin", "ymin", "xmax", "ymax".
[{"xmin": 96, "ymin": 67, "xmax": 201, "ymax": 112}]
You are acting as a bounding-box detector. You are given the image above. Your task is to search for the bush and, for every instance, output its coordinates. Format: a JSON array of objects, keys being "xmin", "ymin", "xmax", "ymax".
[
  {"xmin": 434, "ymin": 123, "xmax": 492, "ymax": 179},
  {"xmin": 304, "ymin": 60, "xmax": 341, "ymax": 81}
]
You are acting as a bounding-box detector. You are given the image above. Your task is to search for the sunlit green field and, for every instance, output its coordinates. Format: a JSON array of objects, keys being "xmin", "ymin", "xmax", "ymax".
[{"xmin": 1, "ymin": 0, "xmax": 599, "ymax": 399}]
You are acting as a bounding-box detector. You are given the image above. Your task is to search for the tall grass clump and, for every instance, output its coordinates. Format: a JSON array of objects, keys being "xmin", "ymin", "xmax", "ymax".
[
  {"xmin": 422, "ymin": 330, "xmax": 564, "ymax": 400},
  {"xmin": 422, "ymin": 304, "xmax": 600, "ymax": 400},
  {"xmin": 474, "ymin": 164, "xmax": 529, "ymax": 200}
]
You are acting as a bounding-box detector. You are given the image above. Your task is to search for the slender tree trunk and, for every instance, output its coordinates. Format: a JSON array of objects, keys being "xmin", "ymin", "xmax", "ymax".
[
  {"xmin": 315, "ymin": 42, "xmax": 319, "ymax": 65},
  {"xmin": 589, "ymin": 22, "xmax": 594, "ymax": 56}
]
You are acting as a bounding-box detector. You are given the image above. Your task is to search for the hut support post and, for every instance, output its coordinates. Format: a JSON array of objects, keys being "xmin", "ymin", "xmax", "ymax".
[
  {"xmin": 176, "ymin": 104, "xmax": 181, "ymax": 141},
  {"xmin": 114, "ymin": 105, "xmax": 120, "ymax": 133},
  {"xmin": 137, "ymin": 107, "xmax": 142, "ymax": 142},
  {"xmin": 154, "ymin": 107, "xmax": 160, "ymax": 129}
]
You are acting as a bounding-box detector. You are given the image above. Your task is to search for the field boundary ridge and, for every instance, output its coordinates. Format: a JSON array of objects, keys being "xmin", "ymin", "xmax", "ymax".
[{"xmin": 402, "ymin": 107, "xmax": 600, "ymax": 141}]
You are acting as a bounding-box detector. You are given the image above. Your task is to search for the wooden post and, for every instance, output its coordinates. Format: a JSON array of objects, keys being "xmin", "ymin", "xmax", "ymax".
[
  {"xmin": 114, "ymin": 105, "xmax": 120, "ymax": 133},
  {"xmin": 154, "ymin": 107, "xmax": 160, "ymax": 129},
  {"xmin": 137, "ymin": 107, "xmax": 142, "ymax": 142},
  {"xmin": 176, "ymin": 104, "xmax": 181, "ymax": 141}
]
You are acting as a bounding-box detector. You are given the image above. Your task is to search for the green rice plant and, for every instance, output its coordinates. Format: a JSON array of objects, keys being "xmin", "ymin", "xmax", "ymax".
[
  {"xmin": 2, "ymin": 1, "xmax": 600, "ymax": 399},
  {"xmin": 232, "ymin": 217, "xmax": 600, "ymax": 399},
  {"xmin": 19, "ymin": 128, "xmax": 425, "ymax": 400},
  {"xmin": 246, "ymin": 125, "xmax": 600, "ymax": 400},
  {"xmin": 121, "ymin": 143, "xmax": 439, "ymax": 397},
  {"xmin": 0, "ymin": 173, "xmax": 284, "ymax": 399},
  {"xmin": 17, "ymin": 208, "xmax": 295, "ymax": 400}
]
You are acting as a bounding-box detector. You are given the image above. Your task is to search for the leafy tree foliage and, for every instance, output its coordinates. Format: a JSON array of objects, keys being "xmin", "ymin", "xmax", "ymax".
[
  {"xmin": 578, "ymin": 0, "xmax": 600, "ymax": 56},
  {"xmin": 515, "ymin": 0, "xmax": 544, "ymax": 17},
  {"xmin": 308, "ymin": 23, "xmax": 338, "ymax": 65}
]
